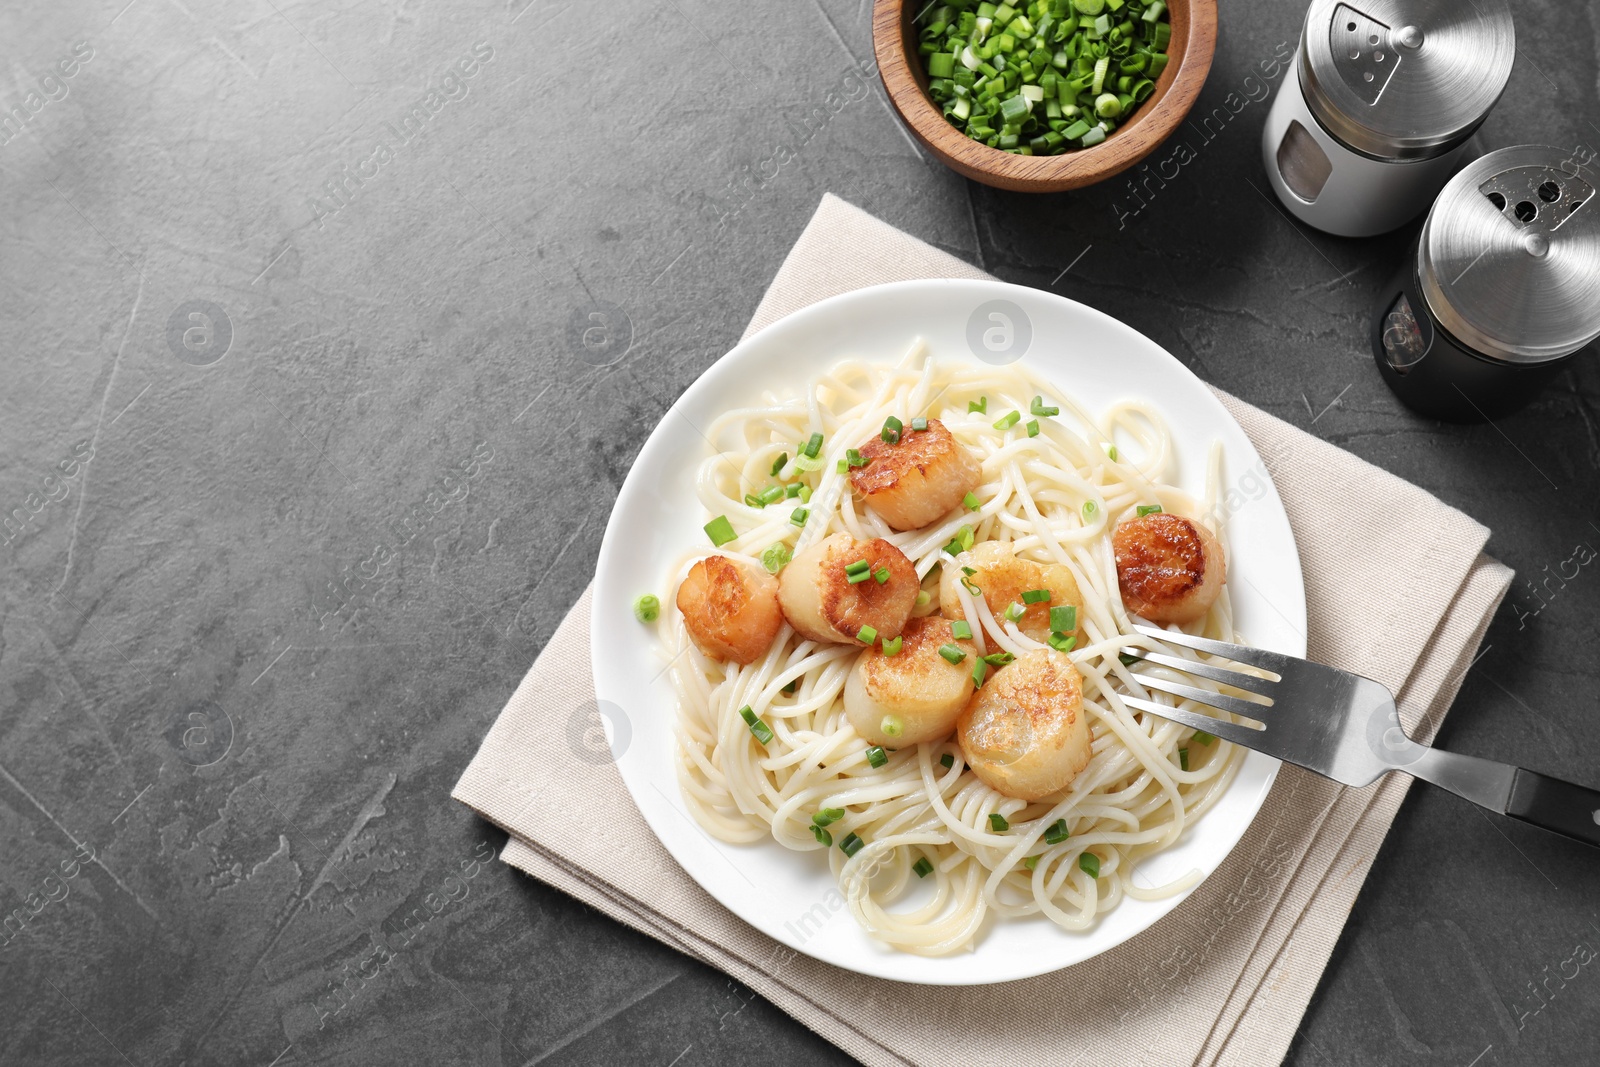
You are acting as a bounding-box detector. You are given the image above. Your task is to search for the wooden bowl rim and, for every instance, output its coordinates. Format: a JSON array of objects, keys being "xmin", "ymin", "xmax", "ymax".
[{"xmin": 872, "ymin": 0, "xmax": 1218, "ymax": 192}]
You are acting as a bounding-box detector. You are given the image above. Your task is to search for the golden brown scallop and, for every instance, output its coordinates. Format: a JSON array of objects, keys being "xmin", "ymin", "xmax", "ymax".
[
  {"xmin": 675, "ymin": 555, "xmax": 783, "ymax": 665},
  {"xmin": 1112, "ymin": 513, "xmax": 1226, "ymax": 625},
  {"xmin": 777, "ymin": 532, "xmax": 919, "ymax": 646},
  {"xmin": 957, "ymin": 649, "xmax": 1091, "ymax": 801},
  {"xmin": 938, "ymin": 540, "xmax": 1086, "ymax": 644},
  {"xmin": 844, "ymin": 617, "xmax": 978, "ymax": 746},
  {"xmin": 850, "ymin": 418, "xmax": 982, "ymax": 531}
]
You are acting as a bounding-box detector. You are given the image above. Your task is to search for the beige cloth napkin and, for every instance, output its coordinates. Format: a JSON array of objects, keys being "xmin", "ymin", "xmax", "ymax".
[{"xmin": 455, "ymin": 195, "xmax": 1513, "ymax": 1067}]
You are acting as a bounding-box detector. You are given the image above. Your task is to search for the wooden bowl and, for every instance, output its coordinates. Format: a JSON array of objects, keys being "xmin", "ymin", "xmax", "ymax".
[{"xmin": 872, "ymin": 0, "xmax": 1218, "ymax": 192}]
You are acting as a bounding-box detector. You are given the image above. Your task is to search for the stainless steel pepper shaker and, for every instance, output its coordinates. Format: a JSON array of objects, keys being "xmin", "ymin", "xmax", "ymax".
[
  {"xmin": 1372, "ymin": 145, "xmax": 1600, "ymax": 422},
  {"xmin": 1262, "ymin": 0, "xmax": 1515, "ymax": 237}
]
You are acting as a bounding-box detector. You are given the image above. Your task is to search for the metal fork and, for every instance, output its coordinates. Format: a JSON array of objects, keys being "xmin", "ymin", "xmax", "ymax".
[{"xmin": 1119, "ymin": 623, "xmax": 1600, "ymax": 848}]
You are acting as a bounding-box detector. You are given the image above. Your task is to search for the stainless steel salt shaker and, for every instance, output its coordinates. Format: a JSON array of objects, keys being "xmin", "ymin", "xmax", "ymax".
[
  {"xmin": 1372, "ymin": 145, "xmax": 1600, "ymax": 422},
  {"xmin": 1262, "ymin": 0, "xmax": 1515, "ymax": 237}
]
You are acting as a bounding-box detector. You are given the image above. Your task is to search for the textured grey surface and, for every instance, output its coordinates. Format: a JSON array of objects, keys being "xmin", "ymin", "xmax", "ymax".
[{"xmin": 1, "ymin": 1, "xmax": 1598, "ymax": 1065}]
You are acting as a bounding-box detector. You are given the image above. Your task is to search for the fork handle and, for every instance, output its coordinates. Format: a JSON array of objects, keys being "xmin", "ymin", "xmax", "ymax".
[{"xmin": 1505, "ymin": 768, "xmax": 1600, "ymax": 848}]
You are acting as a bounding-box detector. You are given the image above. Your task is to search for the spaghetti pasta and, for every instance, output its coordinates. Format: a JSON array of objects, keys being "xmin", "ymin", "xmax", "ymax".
[{"xmin": 663, "ymin": 339, "xmax": 1250, "ymax": 955}]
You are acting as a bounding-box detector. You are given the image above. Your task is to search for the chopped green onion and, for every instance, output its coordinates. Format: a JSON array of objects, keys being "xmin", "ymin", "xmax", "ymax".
[
  {"xmin": 1048, "ymin": 632, "xmax": 1077, "ymax": 653},
  {"xmin": 856, "ymin": 625, "xmax": 878, "ymax": 645},
  {"xmin": 961, "ymin": 566, "xmax": 976, "ymax": 575},
  {"xmin": 911, "ymin": 417, "xmax": 929, "ymax": 432},
  {"xmin": 771, "ymin": 453, "xmax": 788, "ymax": 476},
  {"xmin": 847, "ymin": 448, "xmax": 869, "ymax": 468},
  {"xmin": 1193, "ymin": 731, "xmax": 1216, "ymax": 746},
  {"xmin": 972, "ymin": 658, "xmax": 988, "ymax": 687},
  {"xmin": 1137, "ymin": 504, "xmax": 1164, "ymax": 517},
  {"xmin": 1079, "ymin": 852, "xmax": 1101, "ymax": 878},
  {"xmin": 813, "ymin": 807, "xmax": 846, "ymax": 826},
  {"xmin": 744, "ymin": 493, "xmax": 764, "ymax": 508},
  {"xmin": 943, "ymin": 524, "xmax": 976, "ymax": 556},
  {"xmin": 757, "ymin": 484, "xmax": 785, "ymax": 506},
  {"xmin": 951, "ymin": 620, "xmax": 973, "ymax": 640},
  {"xmin": 845, "ymin": 559, "xmax": 871, "ymax": 575},
  {"xmin": 940, "ymin": 752, "xmax": 955, "ymax": 769},
  {"xmin": 993, "ymin": 410, "xmax": 1022, "ymax": 431},
  {"xmin": 964, "ymin": 491, "xmax": 982, "ymax": 511},
  {"xmin": 802, "ymin": 432, "xmax": 824, "ymax": 458},
  {"xmin": 999, "ymin": 94, "xmax": 1032, "ymax": 124},
  {"xmin": 784, "ymin": 483, "xmax": 802, "ymax": 499},
  {"xmin": 873, "ymin": 565, "xmax": 891, "ymax": 584},
  {"xmin": 1103, "ymin": 443, "xmax": 1118, "ymax": 460},
  {"xmin": 1050, "ymin": 605, "xmax": 1076, "ymax": 633},
  {"xmin": 738, "ymin": 705, "xmax": 775, "ymax": 746},
  {"xmin": 864, "ymin": 746, "xmax": 888, "ymax": 769},
  {"xmin": 1082, "ymin": 500, "xmax": 1098, "ymax": 520},
  {"xmin": 761, "ymin": 543, "xmax": 792, "ymax": 574},
  {"xmin": 633, "ymin": 594, "xmax": 660, "ymax": 623},
  {"xmin": 836, "ymin": 459, "xmax": 847, "ymax": 474},
  {"xmin": 790, "ymin": 507, "xmax": 809, "ymax": 526},
  {"xmin": 811, "ymin": 825, "xmax": 832, "ymax": 846},
  {"xmin": 704, "ymin": 515, "xmax": 737, "ymax": 546},
  {"xmin": 1021, "ymin": 588, "xmax": 1051, "ymax": 605},
  {"xmin": 1023, "ymin": 854, "xmax": 1041, "ymax": 870},
  {"xmin": 1179, "ymin": 747, "xmax": 1190, "ymax": 771},
  {"xmin": 1119, "ymin": 652, "xmax": 1141, "ymax": 667},
  {"xmin": 1003, "ymin": 602, "xmax": 1024, "ymax": 622},
  {"xmin": 794, "ymin": 452, "xmax": 825, "ymax": 472},
  {"xmin": 915, "ymin": 589, "xmax": 932, "ymax": 607},
  {"xmin": 982, "ymin": 651, "xmax": 1014, "ymax": 666},
  {"xmin": 1026, "ymin": 419, "xmax": 1040, "ymax": 437},
  {"xmin": 1030, "ymin": 395, "xmax": 1060, "ymax": 417},
  {"xmin": 840, "ymin": 832, "xmax": 864, "ymax": 857},
  {"xmin": 939, "ymin": 643, "xmax": 968, "ymax": 665},
  {"xmin": 881, "ymin": 635, "xmax": 903, "ymax": 657},
  {"xmin": 989, "ymin": 813, "xmax": 1010, "ymax": 831},
  {"xmin": 913, "ymin": 856, "xmax": 935, "ymax": 878},
  {"xmin": 782, "ymin": 678, "xmax": 799, "ymax": 695},
  {"xmin": 1045, "ymin": 818, "xmax": 1070, "ymax": 844},
  {"xmin": 881, "ymin": 715, "xmax": 905, "ymax": 738},
  {"xmin": 968, "ymin": 396, "xmax": 988, "ymax": 414},
  {"xmin": 881, "ymin": 415, "xmax": 904, "ymax": 444}
]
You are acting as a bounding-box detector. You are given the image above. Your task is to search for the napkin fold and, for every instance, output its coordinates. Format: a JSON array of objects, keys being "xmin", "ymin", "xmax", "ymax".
[{"xmin": 455, "ymin": 194, "xmax": 1512, "ymax": 1067}]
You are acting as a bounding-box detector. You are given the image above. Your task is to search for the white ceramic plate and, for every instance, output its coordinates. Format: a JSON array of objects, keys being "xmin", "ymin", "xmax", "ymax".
[{"xmin": 591, "ymin": 279, "xmax": 1306, "ymax": 985}]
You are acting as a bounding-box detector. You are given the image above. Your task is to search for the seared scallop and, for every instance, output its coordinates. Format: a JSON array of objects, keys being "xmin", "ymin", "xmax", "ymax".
[
  {"xmin": 957, "ymin": 649, "xmax": 1091, "ymax": 801},
  {"xmin": 939, "ymin": 540, "xmax": 1085, "ymax": 644},
  {"xmin": 675, "ymin": 555, "xmax": 783, "ymax": 665},
  {"xmin": 850, "ymin": 418, "xmax": 982, "ymax": 531},
  {"xmin": 844, "ymin": 617, "xmax": 978, "ymax": 746},
  {"xmin": 1112, "ymin": 512, "xmax": 1226, "ymax": 625},
  {"xmin": 777, "ymin": 532, "xmax": 919, "ymax": 645}
]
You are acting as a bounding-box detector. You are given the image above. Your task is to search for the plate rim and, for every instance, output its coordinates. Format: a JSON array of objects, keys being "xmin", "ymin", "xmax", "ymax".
[{"xmin": 590, "ymin": 277, "xmax": 1306, "ymax": 985}]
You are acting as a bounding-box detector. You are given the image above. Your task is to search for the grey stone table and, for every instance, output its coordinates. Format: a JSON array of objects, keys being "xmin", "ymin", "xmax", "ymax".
[{"xmin": 3, "ymin": 1, "xmax": 1598, "ymax": 1064}]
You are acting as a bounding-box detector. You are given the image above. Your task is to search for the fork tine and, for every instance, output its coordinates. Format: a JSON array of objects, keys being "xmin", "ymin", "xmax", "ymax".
[
  {"xmin": 1120, "ymin": 696, "xmax": 1269, "ymax": 750},
  {"xmin": 1121, "ymin": 648, "xmax": 1278, "ymax": 699},
  {"xmin": 1130, "ymin": 623, "xmax": 1293, "ymax": 675},
  {"xmin": 1133, "ymin": 675, "xmax": 1273, "ymax": 718}
]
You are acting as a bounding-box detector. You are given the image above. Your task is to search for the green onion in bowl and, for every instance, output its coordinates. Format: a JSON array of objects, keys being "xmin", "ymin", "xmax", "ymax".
[{"xmin": 915, "ymin": 0, "xmax": 1171, "ymax": 156}]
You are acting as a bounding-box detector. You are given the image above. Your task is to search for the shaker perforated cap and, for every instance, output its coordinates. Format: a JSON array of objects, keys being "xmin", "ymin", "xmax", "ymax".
[
  {"xmin": 1299, "ymin": 0, "xmax": 1514, "ymax": 160},
  {"xmin": 1418, "ymin": 146, "xmax": 1600, "ymax": 364}
]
